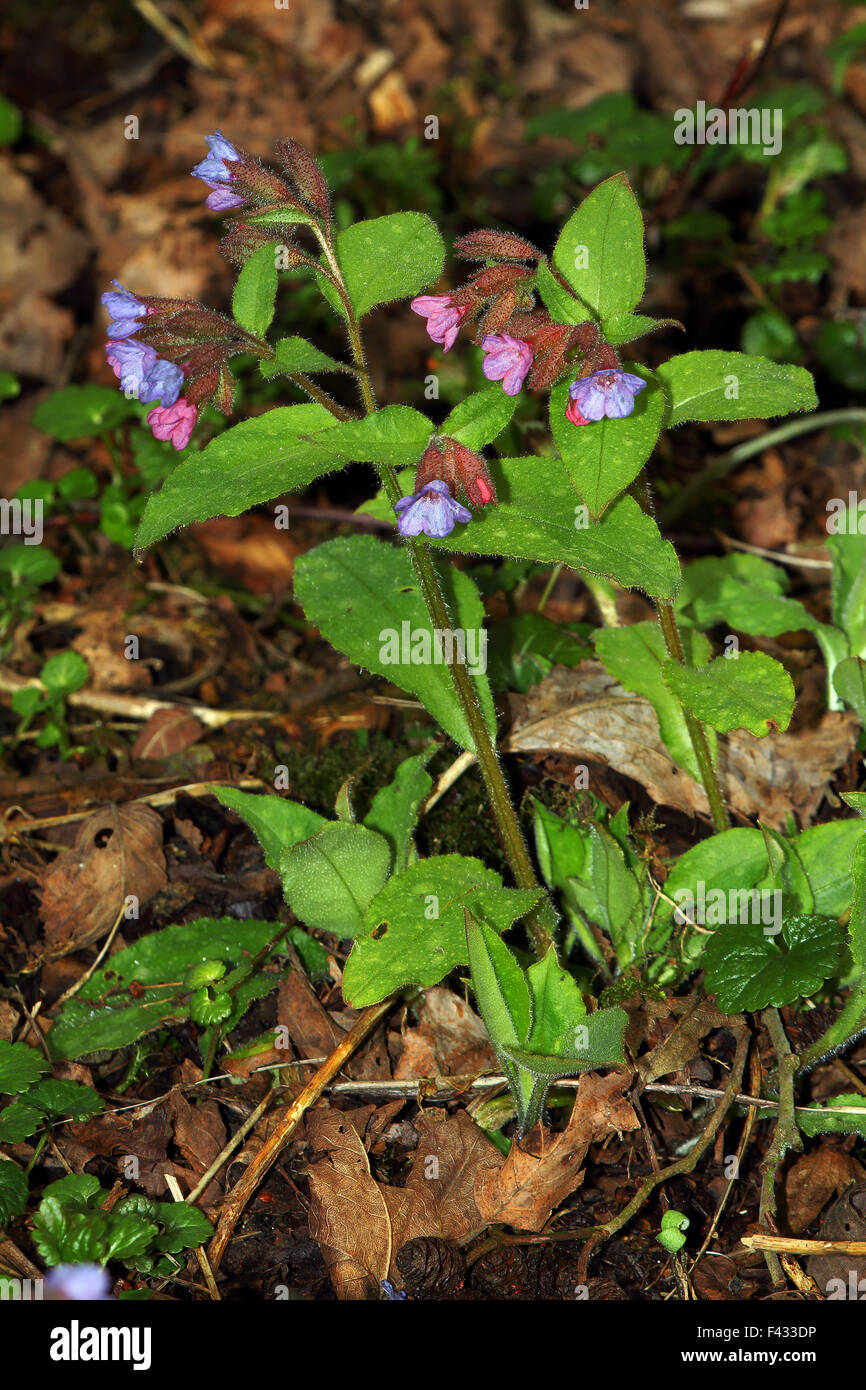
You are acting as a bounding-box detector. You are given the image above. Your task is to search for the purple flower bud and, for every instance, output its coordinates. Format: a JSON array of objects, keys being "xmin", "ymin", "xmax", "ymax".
[
  {"xmin": 568, "ymin": 368, "xmax": 646, "ymax": 421},
  {"xmin": 410, "ymin": 295, "xmax": 468, "ymax": 353},
  {"xmin": 394, "ymin": 480, "xmax": 472, "ymax": 539},
  {"xmin": 101, "ymin": 281, "xmax": 148, "ymax": 340},
  {"xmin": 45, "ymin": 1264, "xmax": 113, "ymax": 1301},
  {"xmin": 480, "ymin": 333, "xmax": 533, "ymax": 396},
  {"xmin": 192, "ymin": 130, "xmax": 246, "ymax": 210},
  {"xmin": 105, "ymin": 337, "xmax": 159, "ymax": 399}
]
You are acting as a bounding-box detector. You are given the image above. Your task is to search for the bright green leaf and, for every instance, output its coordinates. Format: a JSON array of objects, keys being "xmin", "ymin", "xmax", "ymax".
[
  {"xmin": 662, "ymin": 651, "xmax": 795, "ymax": 736},
  {"xmin": 213, "ymin": 787, "xmax": 325, "ymax": 871},
  {"xmin": 440, "ymin": 388, "xmax": 517, "ymax": 451},
  {"xmin": 337, "ymin": 212, "xmax": 445, "ymax": 318},
  {"xmin": 232, "ymin": 242, "xmax": 278, "ymax": 337},
  {"xmin": 280, "ymin": 822, "xmax": 392, "ymax": 937},
  {"xmin": 655, "ymin": 351, "xmax": 817, "ymax": 427},
  {"xmin": 552, "ymin": 174, "xmax": 646, "ymax": 322}
]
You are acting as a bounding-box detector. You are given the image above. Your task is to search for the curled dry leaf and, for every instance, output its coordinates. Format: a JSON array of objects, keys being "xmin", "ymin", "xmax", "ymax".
[
  {"xmin": 806, "ymin": 1180, "xmax": 866, "ymax": 1293},
  {"xmin": 637, "ymin": 998, "xmax": 739, "ymax": 1086},
  {"xmin": 130, "ymin": 707, "xmax": 204, "ymax": 761},
  {"xmin": 39, "ymin": 803, "xmax": 167, "ymax": 958},
  {"xmin": 474, "ymin": 1072, "xmax": 639, "ymax": 1232},
  {"xmin": 505, "ymin": 662, "xmax": 858, "ymax": 828}
]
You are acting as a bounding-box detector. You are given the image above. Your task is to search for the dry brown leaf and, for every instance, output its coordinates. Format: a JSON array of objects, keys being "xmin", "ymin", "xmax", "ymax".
[
  {"xmin": 403, "ymin": 1109, "xmax": 503, "ymax": 1243},
  {"xmin": 394, "ymin": 988, "xmax": 496, "ymax": 1080},
  {"xmin": 806, "ymin": 1180, "xmax": 866, "ymax": 1293},
  {"xmin": 637, "ymin": 998, "xmax": 739, "ymax": 1085},
  {"xmin": 474, "ymin": 1073, "xmax": 639, "ymax": 1232},
  {"xmin": 130, "ymin": 708, "xmax": 204, "ymax": 761},
  {"xmin": 784, "ymin": 1147, "xmax": 866, "ymax": 1234},
  {"xmin": 305, "ymin": 1108, "xmax": 392, "ymax": 1300},
  {"xmin": 505, "ymin": 662, "xmax": 858, "ymax": 828},
  {"xmin": 39, "ymin": 804, "xmax": 167, "ymax": 957}
]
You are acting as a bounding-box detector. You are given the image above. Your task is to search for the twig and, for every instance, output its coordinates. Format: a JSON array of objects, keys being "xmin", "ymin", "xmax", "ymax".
[
  {"xmin": 742, "ymin": 1234, "xmax": 866, "ymax": 1257},
  {"xmin": 759, "ymin": 1008, "xmax": 803, "ymax": 1286},
  {"xmin": 0, "ymin": 666, "xmax": 280, "ymax": 730},
  {"xmin": 577, "ymin": 1023, "xmax": 750, "ymax": 1283},
  {"xmin": 206, "ymin": 995, "xmax": 395, "ymax": 1272},
  {"xmin": 0, "ymin": 778, "xmax": 266, "ymax": 840},
  {"xmin": 421, "ymin": 750, "xmax": 477, "ymax": 814},
  {"xmin": 52, "ymin": 903, "xmax": 126, "ymax": 1008},
  {"xmin": 164, "ymin": 1174, "xmax": 220, "ymax": 1300}
]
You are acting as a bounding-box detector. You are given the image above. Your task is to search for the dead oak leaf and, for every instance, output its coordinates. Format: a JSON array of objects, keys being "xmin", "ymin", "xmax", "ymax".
[
  {"xmin": 305, "ymin": 1108, "xmax": 392, "ymax": 1300},
  {"xmin": 474, "ymin": 1073, "xmax": 638, "ymax": 1232},
  {"xmin": 505, "ymin": 662, "xmax": 858, "ymax": 828},
  {"xmin": 784, "ymin": 1147, "xmax": 866, "ymax": 1234},
  {"xmin": 404, "ymin": 1109, "xmax": 503, "ymax": 1243},
  {"xmin": 39, "ymin": 804, "xmax": 166, "ymax": 958}
]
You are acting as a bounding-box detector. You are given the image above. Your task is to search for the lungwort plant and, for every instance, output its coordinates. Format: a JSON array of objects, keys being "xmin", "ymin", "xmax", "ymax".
[{"xmin": 103, "ymin": 129, "xmax": 866, "ymax": 1136}]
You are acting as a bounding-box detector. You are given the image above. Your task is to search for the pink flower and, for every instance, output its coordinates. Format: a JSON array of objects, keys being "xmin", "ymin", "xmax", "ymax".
[
  {"xmin": 480, "ymin": 334, "xmax": 533, "ymax": 396},
  {"xmin": 147, "ymin": 398, "xmax": 198, "ymax": 450},
  {"xmin": 565, "ymin": 396, "xmax": 591, "ymax": 427},
  {"xmin": 410, "ymin": 295, "xmax": 468, "ymax": 353}
]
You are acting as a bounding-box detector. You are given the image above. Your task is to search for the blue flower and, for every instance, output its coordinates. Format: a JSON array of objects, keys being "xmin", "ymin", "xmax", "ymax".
[
  {"xmin": 192, "ymin": 130, "xmax": 246, "ymax": 211},
  {"xmin": 101, "ymin": 281, "xmax": 148, "ymax": 339},
  {"xmin": 380, "ymin": 1280, "xmax": 407, "ymax": 1301},
  {"xmin": 568, "ymin": 368, "xmax": 646, "ymax": 421},
  {"xmin": 139, "ymin": 356, "xmax": 184, "ymax": 408},
  {"xmin": 45, "ymin": 1264, "xmax": 113, "ymax": 1301},
  {"xmin": 105, "ymin": 337, "xmax": 159, "ymax": 398},
  {"xmin": 394, "ymin": 480, "xmax": 472, "ymax": 539}
]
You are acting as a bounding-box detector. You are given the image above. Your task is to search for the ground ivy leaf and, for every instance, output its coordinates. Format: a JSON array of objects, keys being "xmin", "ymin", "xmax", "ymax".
[
  {"xmin": 342, "ymin": 856, "xmax": 540, "ymax": 1006},
  {"xmin": 662, "ymin": 651, "xmax": 795, "ymax": 736},
  {"xmin": 134, "ymin": 404, "xmax": 343, "ymax": 550},
  {"xmin": 702, "ymin": 913, "xmax": 845, "ymax": 1012},
  {"xmin": 0, "ymin": 1040, "xmax": 50, "ymax": 1094},
  {"xmin": 655, "ymin": 350, "xmax": 817, "ymax": 427},
  {"xmin": 0, "ymin": 1163, "xmax": 28, "ymax": 1225},
  {"xmin": 549, "ymin": 368, "xmax": 663, "ymax": 519},
  {"xmin": 280, "ymin": 823, "xmax": 392, "ymax": 938},
  {"xmin": 553, "ymin": 174, "xmax": 646, "ymax": 322}
]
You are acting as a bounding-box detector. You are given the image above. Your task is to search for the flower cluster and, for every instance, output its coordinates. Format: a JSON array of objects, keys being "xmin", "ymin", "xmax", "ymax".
[
  {"xmin": 411, "ymin": 225, "xmax": 648, "ymax": 429},
  {"xmin": 394, "ymin": 436, "xmax": 497, "ymax": 539},
  {"xmin": 102, "ymin": 132, "xmax": 298, "ymax": 448}
]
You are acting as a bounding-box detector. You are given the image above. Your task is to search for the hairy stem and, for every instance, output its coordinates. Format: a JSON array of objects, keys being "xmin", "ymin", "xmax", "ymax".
[
  {"xmin": 325, "ymin": 244, "xmax": 553, "ymax": 954},
  {"xmin": 759, "ymin": 1008, "xmax": 803, "ymax": 1286},
  {"xmin": 632, "ymin": 473, "xmax": 729, "ymax": 833},
  {"xmin": 795, "ymin": 978, "xmax": 866, "ymax": 1074}
]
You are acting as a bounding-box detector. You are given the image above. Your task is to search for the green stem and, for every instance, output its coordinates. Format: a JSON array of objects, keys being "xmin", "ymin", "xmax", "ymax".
[
  {"xmin": 633, "ymin": 473, "xmax": 729, "ymax": 833},
  {"xmin": 326, "ymin": 246, "xmax": 553, "ymax": 955},
  {"xmin": 659, "ymin": 409, "xmax": 866, "ymax": 528}
]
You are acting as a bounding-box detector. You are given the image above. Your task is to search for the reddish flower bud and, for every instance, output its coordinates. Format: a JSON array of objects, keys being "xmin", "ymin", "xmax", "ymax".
[
  {"xmin": 183, "ymin": 368, "xmax": 220, "ymax": 407},
  {"xmin": 219, "ymin": 218, "xmax": 279, "ymax": 267},
  {"xmin": 466, "ymin": 263, "xmax": 533, "ymax": 296},
  {"xmin": 450, "ymin": 440, "xmax": 497, "ymax": 507},
  {"xmin": 453, "ymin": 229, "xmax": 540, "ymax": 262},
  {"xmin": 214, "ymin": 362, "xmax": 235, "ymax": 415},
  {"xmin": 477, "ymin": 291, "xmax": 517, "ymax": 337},
  {"xmin": 224, "ymin": 155, "xmax": 293, "ymax": 207},
  {"xmin": 274, "ymin": 139, "xmax": 331, "ymax": 222}
]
